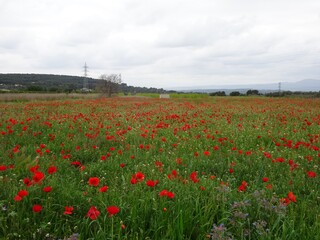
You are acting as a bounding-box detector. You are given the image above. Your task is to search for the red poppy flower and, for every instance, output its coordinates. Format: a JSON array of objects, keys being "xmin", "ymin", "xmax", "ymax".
[
  {"xmin": 166, "ymin": 191, "xmax": 175, "ymax": 199},
  {"xmin": 14, "ymin": 195, "xmax": 22, "ymax": 201},
  {"xmin": 135, "ymin": 172, "xmax": 145, "ymax": 181},
  {"xmin": 146, "ymin": 180, "xmax": 159, "ymax": 187},
  {"xmin": 262, "ymin": 177, "xmax": 269, "ymax": 182},
  {"xmin": 47, "ymin": 166, "xmax": 57, "ymax": 174},
  {"xmin": 99, "ymin": 185, "xmax": 108, "ymax": 192},
  {"xmin": 23, "ymin": 178, "xmax": 32, "ymax": 187},
  {"xmin": 71, "ymin": 161, "xmax": 82, "ymax": 167},
  {"xmin": 29, "ymin": 165, "xmax": 39, "ymax": 173},
  {"xmin": 32, "ymin": 171, "xmax": 45, "ymax": 183},
  {"xmin": 266, "ymin": 184, "xmax": 273, "ymax": 189},
  {"xmin": 18, "ymin": 190, "xmax": 28, "ymax": 197},
  {"xmin": 130, "ymin": 175, "xmax": 137, "ymax": 184},
  {"xmin": 238, "ymin": 181, "xmax": 248, "ymax": 192},
  {"xmin": 0, "ymin": 165, "xmax": 6, "ymax": 171},
  {"xmin": 203, "ymin": 151, "xmax": 210, "ymax": 156},
  {"xmin": 155, "ymin": 161, "xmax": 163, "ymax": 167},
  {"xmin": 88, "ymin": 177, "xmax": 100, "ymax": 186},
  {"xmin": 64, "ymin": 206, "xmax": 74, "ymax": 215},
  {"xmin": 238, "ymin": 184, "xmax": 246, "ymax": 192},
  {"xmin": 280, "ymin": 197, "xmax": 290, "ymax": 206},
  {"xmin": 159, "ymin": 190, "xmax": 169, "ymax": 197},
  {"xmin": 307, "ymin": 171, "xmax": 316, "ymax": 178},
  {"xmin": 168, "ymin": 169, "xmax": 178, "ymax": 179},
  {"xmin": 159, "ymin": 190, "xmax": 175, "ymax": 199},
  {"xmin": 287, "ymin": 192, "xmax": 296, "ymax": 203},
  {"xmin": 32, "ymin": 204, "xmax": 43, "ymax": 213},
  {"xmin": 106, "ymin": 206, "xmax": 120, "ymax": 217},
  {"xmin": 190, "ymin": 172, "xmax": 199, "ymax": 183},
  {"xmin": 86, "ymin": 206, "xmax": 100, "ymax": 220},
  {"xmin": 43, "ymin": 186, "xmax": 52, "ymax": 193}
]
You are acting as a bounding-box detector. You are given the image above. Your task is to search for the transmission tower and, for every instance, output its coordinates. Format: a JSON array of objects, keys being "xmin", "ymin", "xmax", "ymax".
[
  {"xmin": 278, "ymin": 82, "xmax": 281, "ymax": 95},
  {"xmin": 83, "ymin": 62, "xmax": 89, "ymax": 90}
]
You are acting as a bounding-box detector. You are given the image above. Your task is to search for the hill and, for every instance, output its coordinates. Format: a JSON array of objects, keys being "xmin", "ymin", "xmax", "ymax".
[
  {"xmin": 0, "ymin": 73, "xmax": 169, "ymax": 94},
  {"xmin": 171, "ymin": 79, "xmax": 320, "ymax": 93}
]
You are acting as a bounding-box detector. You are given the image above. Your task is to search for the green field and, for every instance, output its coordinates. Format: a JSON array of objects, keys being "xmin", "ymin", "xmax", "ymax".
[{"xmin": 0, "ymin": 97, "xmax": 319, "ymax": 239}]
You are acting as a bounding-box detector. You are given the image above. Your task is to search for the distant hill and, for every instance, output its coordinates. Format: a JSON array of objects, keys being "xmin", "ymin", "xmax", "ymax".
[
  {"xmin": 171, "ymin": 79, "xmax": 320, "ymax": 93},
  {"xmin": 0, "ymin": 73, "xmax": 169, "ymax": 94},
  {"xmin": 0, "ymin": 73, "xmax": 95, "ymax": 91}
]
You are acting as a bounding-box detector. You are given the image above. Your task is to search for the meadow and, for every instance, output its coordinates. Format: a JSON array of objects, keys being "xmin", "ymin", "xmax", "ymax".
[{"xmin": 0, "ymin": 96, "xmax": 319, "ymax": 239}]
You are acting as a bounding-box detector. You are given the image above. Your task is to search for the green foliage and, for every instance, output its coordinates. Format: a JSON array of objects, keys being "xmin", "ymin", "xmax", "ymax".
[
  {"xmin": 229, "ymin": 91, "xmax": 241, "ymax": 96},
  {"xmin": 209, "ymin": 91, "xmax": 226, "ymax": 96}
]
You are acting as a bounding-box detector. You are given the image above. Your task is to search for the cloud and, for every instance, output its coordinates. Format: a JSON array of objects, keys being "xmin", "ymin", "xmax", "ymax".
[{"xmin": 0, "ymin": 0, "xmax": 320, "ymax": 88}]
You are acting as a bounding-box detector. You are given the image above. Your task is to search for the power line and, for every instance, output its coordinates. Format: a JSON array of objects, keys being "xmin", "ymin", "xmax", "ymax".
[{"xmin": 83, "ymin": 62, "xmax": 88, "ymax": 90}]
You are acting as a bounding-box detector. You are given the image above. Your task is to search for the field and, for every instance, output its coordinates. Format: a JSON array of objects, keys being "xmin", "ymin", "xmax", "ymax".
[{"xmin": 0, "ymin": 97, "xmax": 319, "ymax": 239}]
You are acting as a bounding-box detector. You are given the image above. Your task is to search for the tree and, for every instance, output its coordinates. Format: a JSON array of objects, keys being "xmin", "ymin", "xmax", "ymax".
[
  {"xmin": 246, "ymin": 89, "xmax": 259, "ymax": 95},
  {"xmin": 209, "ymin": 91, "xmax": 226, "ymax": 96},
  {"xmin": 96, "ymin": 74, "xmax": 122, "ymax": 97},
  {"xmin": 230, "ymin": 91, "xmax": 241, "ymax": 96}
]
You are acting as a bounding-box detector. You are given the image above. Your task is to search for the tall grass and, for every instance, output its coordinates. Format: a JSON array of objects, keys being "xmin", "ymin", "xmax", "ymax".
[
  {"xmin": 0, "ymin": 93, "xmax": 100, "ymax": 102},
  {"xmin": 0, "ymin": 97, "xmax": 319, "ymax": 239}
]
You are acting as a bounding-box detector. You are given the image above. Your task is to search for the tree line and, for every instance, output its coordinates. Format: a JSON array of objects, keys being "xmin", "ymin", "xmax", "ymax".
[
  {"xmin": 1, "ymin": 74, "xmax": 319, "ymax": 97},
  {"xmin": 0, "ymin": 73, "xmax": 173, "ymax": 95}
]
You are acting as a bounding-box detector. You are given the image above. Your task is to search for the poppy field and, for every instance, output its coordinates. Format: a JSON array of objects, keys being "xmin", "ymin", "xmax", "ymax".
[{"xmin": 0, "ymin": 97, "xmax": 319, "ymax": 239}]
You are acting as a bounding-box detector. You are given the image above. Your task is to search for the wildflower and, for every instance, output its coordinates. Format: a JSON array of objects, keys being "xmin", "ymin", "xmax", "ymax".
[
  {"xmin": 190, "ymin": 171, "xmax": 199, "ymax": 183},
  {"xmin": 106, "ymin": 206, "xmax": 120, "ymax": 217},
  {"xmin": 43, "ymin": 186, "xmax": 52, "ymax": 193},
  {"xmin": 32, "ymin": 204, "xmax": 43, "ymax": 213},
  {"xmin": 287, "ymin": 192, "xmax": 296, "ymax": 203},
  {"xmin": 130, "ymin": 175, "xmax": 137, "ymax": 184},
  {"xmin": 32, "ymin": 171, "xmax": 45, "ymax": 183},
  {"xmin": 146, "ymin": 180, "xmax": 159, "ymax": 187},
  {"xmin": 262, "ymin": 177, "xmax": 269, "ymax": 182},
  {"xmin": 18, "ymin": 190, "xmax": 28, "ymax": 197},
  {"xmin": 64, "ymin": 206, "xmax": 74, "ymax": 215},
  {"xmin": 168, "ymin": 169, "xmax": 178, "ymax": 179},
  {"xmin": 238, "ymin": 181, "xmax": 248, "ymax": 192},
  {"xmin": 14, "ymin": 195, "xmax": 22, "ymax": 201},
  {"xmin": 155, "ymin": 161, "xmax": 163, "ymax": 167},
  {"xmin": 0, "ymin": 165, "xmax": 7, "ymax": 171},
  {"xmin": 307, "ymin": 171, "xmax": 316, "ymax": 178},
  {"xmin": 99, "ymin": 186, "xmax": 108, "ymax": 192},
  {"xmin": 159, "ymin": 190, "xmax": 175, "ymax": 199},
  {"xmin": 266, "ymin": 184, "xmax": 273, "ymax": 190},
  {"xmin": 47, "ymin": 166, "xmax": 57, "ymax": 174},
  {"xmin": 86, "ymin": 206, "xmax": 100, "ymax": 220},
  {"xmin": 88, "ymin": 177, "xmax": 100, "ymax": 186},
  {"xmin": 23, "ymin": 178, "xmax": 32, "ymax": 187},
  {"xmin": 280, "ymin": 197, "xmax": 290, "ymax": 206},
  {"xmin": 29, "ymin": 165, "xmax": 40, "ymax": 173},
  {"xmin": 135, "ymin": 172, "xmax": 145, "ymax": 181},
  {"xmin": 203, "ymin": 151, "xmax": 210, "ymax": 156}
]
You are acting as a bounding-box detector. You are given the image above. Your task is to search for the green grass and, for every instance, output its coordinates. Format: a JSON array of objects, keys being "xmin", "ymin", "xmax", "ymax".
[{"xmin": 0, "ymin": 97, "xmax": 319, "ymax": 239}]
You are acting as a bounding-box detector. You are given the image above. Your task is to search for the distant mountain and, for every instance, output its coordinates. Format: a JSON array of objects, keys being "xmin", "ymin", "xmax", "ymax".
[{"xmin": 170, "ymin": 79, "xmax": 320, "ymax": 93}]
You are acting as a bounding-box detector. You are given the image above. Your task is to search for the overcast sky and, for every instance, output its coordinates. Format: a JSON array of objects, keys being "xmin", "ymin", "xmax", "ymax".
[{"xmin": 1, "ymin": 0, "xmax": 319, "ymax": 89}]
